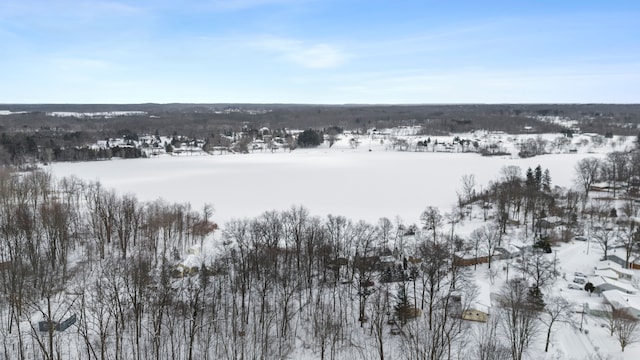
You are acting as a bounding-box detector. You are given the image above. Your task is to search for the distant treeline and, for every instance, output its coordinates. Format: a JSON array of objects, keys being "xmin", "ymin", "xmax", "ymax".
[
  {"xmin": 1, "ymin": 103, "xmax": 640, "ymax": 166},
  {"xmin": 0, "ymin": 132, "xmax": 142, "ymax": 165}
]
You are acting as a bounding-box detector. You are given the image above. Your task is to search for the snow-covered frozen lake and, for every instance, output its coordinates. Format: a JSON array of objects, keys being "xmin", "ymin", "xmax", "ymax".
[{"xmin": 47, "ymin": 147, "xmax": 603, "ymax": 227}]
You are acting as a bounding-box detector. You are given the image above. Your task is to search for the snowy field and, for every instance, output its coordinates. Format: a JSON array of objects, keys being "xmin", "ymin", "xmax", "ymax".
[{"xmin": 47, "ymin": 142, "xmax": 604, "ymax": 228}]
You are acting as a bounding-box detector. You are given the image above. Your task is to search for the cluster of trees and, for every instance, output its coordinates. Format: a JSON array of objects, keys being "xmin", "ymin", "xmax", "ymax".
[
  {"xmin": 0, "ymin": 131, "xmax": 145, "ymax": 166},
  {"xmin": 517, "ymin": 136, "xmax": 549, "ymax": 158},
  {"xmin": 0, "ymin": 167, "xmax": 550, "ymax": 360},
  {"xmin": 0, "ymin": 171, "xmax": 218, "ymax": 360},
  {"xmin": 575, "ymin": 151, "xmax": 640, "ymax": 201},
  {"xmin": 296, "ymin": 129, "xmax": 324, "ymax": 148}
]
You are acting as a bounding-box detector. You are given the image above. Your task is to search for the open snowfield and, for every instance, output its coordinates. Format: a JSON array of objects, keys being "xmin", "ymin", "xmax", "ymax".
[{"xmin": 47, "ymin": 142, "xmax": 605, "ymax": 228}]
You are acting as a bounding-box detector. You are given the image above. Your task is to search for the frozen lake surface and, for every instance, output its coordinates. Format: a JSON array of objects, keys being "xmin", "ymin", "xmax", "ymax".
[{"xmin": 47, "ymin": 148, "xmax": 602, "ymax": 227}]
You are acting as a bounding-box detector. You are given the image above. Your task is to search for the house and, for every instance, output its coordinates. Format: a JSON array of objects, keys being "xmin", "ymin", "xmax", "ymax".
[
  {"xmin": 462, "ymin": 305, "xmax": 489, "ymax": 322},
  {"xmin": 596, "ymin": 261, "xmax": 634, "ymax": 280},
  {"xmin": 353, "ymin": 255, "xmax": 382, "ymax": 271},
  {"xmin": 536, "ymin": 216, "xmax": 562, "ymax": 229},
  {"xmin": 453, "ymin": 250, "xmax": 492, "ymax": 267},
  {"xmin": 602, "ymin": 290, "xmax": 640, "ymax": 318},
  {"xmin": 38, "ymin": 314, "xmax": 77, "ymax": 332},
  {"xmin": 171, "ymin": 264, "xmax": 199, "ymax": 278},
  {"xmin": 495, "ymin": 242, "xmax": 529, "ymax": 259},
  {"xmin": 605, "ymin": 254, "xmax": 629, "ymax": 269},
  {"xmin": 594, "ymin": 269, "xmax": 619, "ymax": 280},
  {"xmin": 590, "ymin": 182, "xmax": 624, "ymax": 193},
  {"xmin": 379, "ymin": 256, "xmax": 396, "ymax": 268},
  {"xmin": 590, "ymin": 276, "xmax": 637, "ymax": 294}
]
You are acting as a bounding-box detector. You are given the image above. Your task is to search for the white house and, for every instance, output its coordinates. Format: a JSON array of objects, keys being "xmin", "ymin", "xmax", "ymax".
[
  {"xmin": 596, "ymin": 261, "xmax": 634, "ymax": 280},
  {"xmin": 602, "ymin": 290, "xmax": 640, "ymax": 318},
  {"xmin": 594, "ymin": 269, "xmax": 619, "ymax": 280},
  {"xmin": 590, "ymin": 276, "xmax": 637, "ymax": 294}
]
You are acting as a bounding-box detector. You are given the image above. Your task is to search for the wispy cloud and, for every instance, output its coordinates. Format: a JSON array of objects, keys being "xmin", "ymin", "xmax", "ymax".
[
  {"xmin": 49, "ymin": 57, "xmax": 113, "ymax": 72},
  {"xmin": 182, "ymin": 0, "xmax": 314, "ymax": 12},
  {"xmin": 325, "ymin": 63, "xmax": 640, "ymax": 104},
  {"xmin": 253, "ymin": 37, "xmax": 348, "ymax": 69},
  {"xmin": 0, "ymin": 1, "xmax": 145, "ymax": 21}
]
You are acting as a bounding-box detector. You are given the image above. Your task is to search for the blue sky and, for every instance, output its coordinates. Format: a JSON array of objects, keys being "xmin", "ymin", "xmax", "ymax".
[{"xmin": 1, "ymin": 0, "xmax": 639, "ymax": 104}]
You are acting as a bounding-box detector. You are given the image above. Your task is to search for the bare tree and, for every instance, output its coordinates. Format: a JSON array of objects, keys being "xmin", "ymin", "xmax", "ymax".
[
  {"xmin": 475, "ymin": 314, "xmax": 510, "ymax": 360},
  {"xmin": 420, "ymin": 206, "xmax": 442, "ymax": 244},
  {"xmin": 378, "ymin": 217, "xmax": 393, "ymax": 250},
  {"xmin": 592, "ymin": 224, "xmax": 617, "ymax": 259},
  {"xmin": 517, "ymin": 249, "xmax": 558, "ymax": 291},
  {"xmin": 601, "ymin": 303, "xmax": 618, "ymax": 337},
  {"xmin": 370, "ymin": 288, "xmax": 390, "ymax": 360},
  {"xmin": 313, "ymin": 299, "xmax": 342, "ymax": 360},
  {"xmin": 603, "ymin": 151, "xmax": 630, "ymax": 198},
  {"xmin": 599, "ymin": 302, "xmax": 640, "ymax": 351},
  {"xmin": 470, "ymin": 224, "xmax": 500, "ymax": 270},
  {"xmin": 445, "ymin": 208, "xmax": 463, "ymax": 243},
  {"xmin": 615, "ymin": 309, "xmax": 640, "ymax": 352},
  {"xmin": 540, "ymin": 296, "xmax": 573, "ymax": 352},
  {"xmin": 498, "ymin": 279, "xmax": 540, "ymax": 360},
  {"xmin": 418, "ymin": 240, "xmax": 449, "ymax": 329},
  {"xmin": 399, "ymin": 268, "xmax": 473, "ymax": 360},
  {"xmin": 619, "ymin": 221, "xmax": 640, "ymax": 266},
  {"xmin": 574, "ymin": 158, "xmax": 600, "ymax": 210},
  {"xmin": 459, "ymin": 174, "xmax": 476, "ymax": 216}
]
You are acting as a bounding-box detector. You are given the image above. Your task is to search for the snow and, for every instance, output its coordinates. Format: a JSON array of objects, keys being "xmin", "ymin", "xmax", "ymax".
[
  {"xmin": 42, "ymin": 132, "xmax": 640, "ymax": 359},
  {"xmin": 0, "ymin": 110, "xmax": 28, "ymax": 115},
  {"xmin": 45, "ymin": 111, "xmax": 147, "ymax": 118},
  {"xmin": 47, "ymin": 138, "xmax": 609, "ymax": 228}
]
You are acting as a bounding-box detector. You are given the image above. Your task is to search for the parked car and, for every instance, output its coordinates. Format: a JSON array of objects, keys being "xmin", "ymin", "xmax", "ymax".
[
  {"xmin": 574, "ymin": 272, "xmax": 587, "ymax": 278},
  {"xmin": 573, "ymin": 277, "xmax": 587, "ymax": 285},
  {"xmin": 574, "ymin": 236, "xmax": 587, "ymax": 242},
  {"xmin": 568, "ymin": 283, "xmax": 583, "ymax": 290}
]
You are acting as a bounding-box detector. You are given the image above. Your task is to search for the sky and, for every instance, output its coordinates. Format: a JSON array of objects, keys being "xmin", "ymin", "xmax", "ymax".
[{"xmin": 1, "ymin": 0, "xmax": 639, "ymax": 104}]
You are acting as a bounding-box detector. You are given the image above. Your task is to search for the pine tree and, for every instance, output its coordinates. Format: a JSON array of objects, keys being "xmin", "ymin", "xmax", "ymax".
[
  {"xmin": 525, "ymin": 168, "xmax": 536, "ymax": 191},
  {"xmin": 395, "ymin": 283, "xmax": 412, "ymax": 325},
  {"xmin": 535, "ymin": 165, "xmax": 543, "ymax": 190},
  {"xmin": 542, "ymin": 169, "xmax": 552, "ymax": 192}
]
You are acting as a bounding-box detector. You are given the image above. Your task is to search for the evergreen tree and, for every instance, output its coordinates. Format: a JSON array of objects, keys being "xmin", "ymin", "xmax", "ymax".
[
  {"xmin": 525, "ymin": 168, "xmax": 536, "ymax": 191},
  {"xmin": 542, "ymin": 169, "xmax": 552, "ymax": 192},
  {"xmin": 297, "ymin": 129, "xmax": 324, "ymax": 148},
  {"xmin": 395, "ymin": 283, "xmax": 412, "ymax": 325},
  {"xmin": 535, "ymin": 165, "xmax": 543, "ymax": 190}
]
